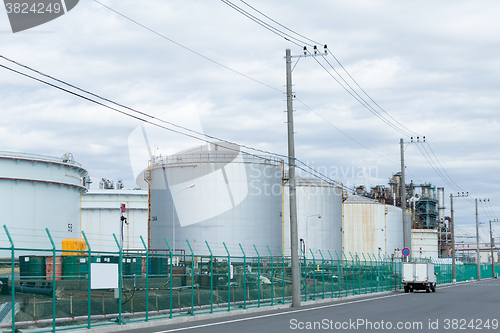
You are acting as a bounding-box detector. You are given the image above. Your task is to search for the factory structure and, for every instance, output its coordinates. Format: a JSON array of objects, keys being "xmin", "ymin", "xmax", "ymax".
[{"xmin": 1, "ymin": 145, "xmax": 498, "ymax": 264}]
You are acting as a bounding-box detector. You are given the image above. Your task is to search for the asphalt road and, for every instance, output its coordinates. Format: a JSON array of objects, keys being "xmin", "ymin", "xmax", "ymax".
[{"xmin": 116, "ymin": 278, "xmax": 500, "ymax": 332}]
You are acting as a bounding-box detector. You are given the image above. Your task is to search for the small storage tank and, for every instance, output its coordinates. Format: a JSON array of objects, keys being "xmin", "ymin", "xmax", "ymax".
[
  {"xmin": 81, "ymin": 189, "xmax": 148, "ymax": 252},
  {"xmin": 283, "ymin": 177, "xmax": 343, "ymax": 259},
  {"xmin": 412, "ymin": 229, "xmax": 438, "ymax": 259},
  {"xmin": 148, "ymin": 142, "xmax": 284, "ymax": 257},
  {"xmin": 0, "ymin": 151, "xmax": 87, "ymax": 253},
  {"xmin": 19, "ymin": 256, "xmax": 46, "ymax": 280},
  {"xmin": 343, "ymin": 195, "xmax": 409, "ymax": 258}
]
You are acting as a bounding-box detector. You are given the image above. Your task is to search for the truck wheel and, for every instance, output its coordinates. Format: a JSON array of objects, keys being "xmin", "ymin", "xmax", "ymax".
[
  {"xmin": 404, "ymin": 287, "xmax": 409, "ymax": 293},
  {"xmin": 426, "ymin": 286, "xmax": 430, "ymax": 293}
]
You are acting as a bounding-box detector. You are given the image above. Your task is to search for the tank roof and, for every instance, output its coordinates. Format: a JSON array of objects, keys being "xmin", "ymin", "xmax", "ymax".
[
  {"xmin": 0, "ymin": 150, "xmax": 84, "ymax": 168},
  {"xmin": 344, "ymin": 195, "xmax": 382, "ymax": 204}
]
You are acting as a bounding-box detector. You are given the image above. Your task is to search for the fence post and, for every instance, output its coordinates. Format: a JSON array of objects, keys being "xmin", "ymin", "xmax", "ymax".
[
  {"xmin": 334, "ymin": 251, "xmax": 341, "ymax": 297},
  {"xmin": 112, "ymin": 233, "xmax": 122, "ymax": 325},
  {"xmin": 368, "ymin": 253, "xmax": 377, "ymax": 293},
  {"xmin": 164, "ymin": 238, "xmax": 173, "ymax": 319},
  {"xmin": 205, "ymin": 241, "xmax": 213, "ymax": 314},
  {"xmin": 186, "ymin": 240, "xmax": 194, "ymax": 316},
  {"xmin": 309, "ymin": 249, "xmax": 316, "ymax": 301},
  {"xmin": 45, "ymin": 229, "xmax": 57, "ymax": 333},
  {"xmin": 253, "ymin": 245, "xmax": 261, "ymax": 308},
  {"xmin": 327, "ymin": 250, "xmax": 334, "ymax": 298},
  {"xmin": 378, "ymin": 254, "xmax": 383, "ymax": 291},
  {"xmin": 318, "ymin": 249, "xmax": 325, "ymax": 299},
  {"xmin": 355, "ymin": 252, "xmax": 361, "ymax": 295},
  {"xmin": 140, "ymin": 236, "xmax": 149, "ymax": 321},
  {"xmin": 278, "ymin": 246, "xmax": 285, "ymax": 304},
  {"xmin": 301, "ymin": 247, "xmax": 307, "ymax": 301},
  {"xmin": 266, "ymin": 246, "xmax": 274, "ymax": 306},
  {"xmin": 361, "ymin": 253, "xmax": 367, "ymax": 294},
  {"xmin": 239, "ymin": 244, "xmax": 246, "ymax": 309},
  {"xmin": 342, "ymin": 252, "xmax": 348, "ymax": 296},
  {"xmin": 82, "ymin": 231, "xmax": 92, "ymax": 329},
  {"xmin": 349, "ymin": 252, "xmax": 355, "ymax": 295},
  {"xmin": 223, "ymin": 242, "xmax": 230, "ymax": 311},
  {"xmin": 3, "ymin": 226, "xmax": 15, "ymax": 333}
]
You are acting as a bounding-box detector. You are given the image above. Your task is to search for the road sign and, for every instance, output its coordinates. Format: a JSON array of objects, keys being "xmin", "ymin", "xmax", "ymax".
[{"xmin": 402, "ymin": 248, "xmax": 410, "ymax": 256}]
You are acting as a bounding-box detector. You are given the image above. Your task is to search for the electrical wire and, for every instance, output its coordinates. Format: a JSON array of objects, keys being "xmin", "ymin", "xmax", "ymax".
[
  {"xmin": 485, "ymin": 199, "xmax": 498, "ymax": 220},
  {"xmin": 414, "ymin": 142, "xmax": 460, "ymax": 193},
  {"xmin": 295, "ymin": 98, "xmax": 398, "ymax": 164},
  {"xmin": 93, "ymin": 0, "xmax": 283, "ymax": 94},
  {"xmin": 224, "ymin": 0, "xmax": 473, "ymax": 196},
  {"xmin": 424, "ymin": 141, "xmax": 465, "ymax": 193},
  {"xmin": 0, "ymin": 59, "xmax": 352, "ymax": 192},
  {"xmin": 220, "ymin": 0, "xmax": 310, "ymax": 48},
  {"xmin": 310, "ymin": 54, "xmax": 413, "ymax": 137},
  {"xmin": 237, "ymin": 0, "xmax": 420, "ymax": 137},
  {"xmin": 91, "ymin": 0, "xmax": 427, "ymax": 190},
  {"xmin": 223, "ymin": 0, "xmax": 416, "ymax": 137}
]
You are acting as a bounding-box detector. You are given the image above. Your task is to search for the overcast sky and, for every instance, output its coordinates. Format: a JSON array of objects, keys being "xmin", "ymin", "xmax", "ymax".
[{"xmin": 1, "ymin": 0, "xmax": 499, "ymax": 241}]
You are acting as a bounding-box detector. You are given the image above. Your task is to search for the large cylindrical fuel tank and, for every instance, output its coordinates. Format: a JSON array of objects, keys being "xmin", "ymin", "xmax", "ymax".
[
  {"xmin": 283, "ymin": 178, "xmax": 343, "ymax": 259},
  {"xmin": 149, "ymin": 142, "xmax": 284, "ymax": 257}
]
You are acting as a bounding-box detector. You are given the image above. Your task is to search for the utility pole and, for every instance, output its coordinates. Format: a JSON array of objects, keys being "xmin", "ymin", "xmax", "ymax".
[
  {"xmin": 490, "ymin": 219, "xmax": 499, "ymax": 278},
  {"xmin": 285, "ymin": 46, "xmax": 327, "ymax": 307},
  {"xmin": 450, "ymin": 194, "xmax": 455, "ymax": 282},
  {"xmin": 475, "ymin": 198, "xmax": 481, "ymax": 280},
  {"xmin": 400, "ymin": 139, "xmax": 408, "ymax": 255},
  {"xmin": 285, "ymin": 48, "xmax": 300, "ymax": 307},
  {"xmin": 450, "ymin": 192, "xmax": 468, "ymax": 283}
]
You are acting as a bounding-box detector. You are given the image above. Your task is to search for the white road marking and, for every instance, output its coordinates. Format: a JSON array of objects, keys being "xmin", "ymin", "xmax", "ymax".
[
  {"xmin": 151, "ymin": 280, "xmax": 500, "ymax": 332},
  {"xmin": 152, "ymin": 294, "xmax": 406, "ymax": 332}
]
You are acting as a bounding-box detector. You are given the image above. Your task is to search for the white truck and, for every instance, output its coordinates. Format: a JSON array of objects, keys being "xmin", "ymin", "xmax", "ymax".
[{"xmin": 402, "ymin": 262, "xmax": 436, "ymax": 293}]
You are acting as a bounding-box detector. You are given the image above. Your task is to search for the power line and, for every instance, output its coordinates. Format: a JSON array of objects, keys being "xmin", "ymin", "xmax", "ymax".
[
  {"xmin": 93, "ymin": 0, "xmax": 283, "ymax": 94},
  {"xmin": 295, "ymin": 98, "xmax": 398, "ymax": 164},
  {"xmin": 224, "ymin": 0, "xmax": 417, "ymax": 137},
  {"xmin": 220, "ymin": 0, "xmax": 309, "ymax": 48},
  {"xmin": 485, "ymin": 199, "xmax": 498, "ymax": 220},
  {"xmin": 90, "ymin": 0, "xmax": 393, "ymax": 189},
  {"xmin": 310, "ymin": 54, "xmax": 413, "ymax": 137},
  {"xmin": 0, "ymin": 58, "xmax": 352, "ymax": 192},
  {"xmin": 224, "ymin": 0, "xmax": 473, "ymax": 196},
  {"xmin": 414, "ymin": 142, "xmax": 460, "ymax": 193},
  {"xmin": 425, "ymin": 141, "xmax": 465, "ymax": 193}
]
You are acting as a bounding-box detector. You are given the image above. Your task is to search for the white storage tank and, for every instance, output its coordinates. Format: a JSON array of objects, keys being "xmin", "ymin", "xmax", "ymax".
[
  {"xmin": 412, "ymin": 229, "xmax": 438, "ymax": 259},
  {"xmin": 81, "ymin": 189, "xmax": 148, "ymax": 252},
  {"xmin": 343, "ymin": 195, "xmax": 409, "ymax": 258},
  {"xmin": 0, "ymin": 151, "xmax": 87, "ymax": 251},
  {"xmin": 148, "ymin": 142, "xmax": 284, "ymax": 257},
  {"xmin": 283, "ymin": 178, "xmax": 343, "ymax": 259}
]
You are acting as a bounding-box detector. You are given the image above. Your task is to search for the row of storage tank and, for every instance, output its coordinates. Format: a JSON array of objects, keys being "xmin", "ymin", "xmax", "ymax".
[
  {"xmin": 148, "ymin": 142, "xmax": 410, "ymax": 259},
  {"xmin": 0, "ymin": 143, "xmax": 411, "ymax": 259}
]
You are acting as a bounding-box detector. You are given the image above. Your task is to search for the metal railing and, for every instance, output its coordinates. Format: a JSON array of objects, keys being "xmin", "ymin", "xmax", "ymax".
[{"xmin": 149, "ymin": 153, "xmax": 283, "ymax": 169}]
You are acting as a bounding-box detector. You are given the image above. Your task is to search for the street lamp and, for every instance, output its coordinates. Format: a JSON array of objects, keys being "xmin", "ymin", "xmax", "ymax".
[
  {"xmin": 172, "ymin": 184, "xmax": 195, "ymax": 252},
  {"xmin": 305, "ymin": 214, "xmax": 321, "ymax": 257}
]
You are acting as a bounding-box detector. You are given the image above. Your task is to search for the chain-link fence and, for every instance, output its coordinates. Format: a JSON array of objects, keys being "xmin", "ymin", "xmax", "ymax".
[{"xmin": 0, "ymin": 225, "xmax": 498, "ymax": 332}]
